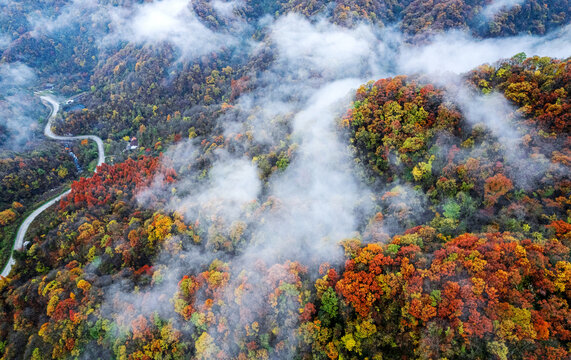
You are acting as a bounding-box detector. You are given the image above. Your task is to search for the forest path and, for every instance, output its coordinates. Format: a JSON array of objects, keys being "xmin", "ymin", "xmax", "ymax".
[{"xmin": 1, "ymin": 94, "xmax": 105, "ymax": 277}]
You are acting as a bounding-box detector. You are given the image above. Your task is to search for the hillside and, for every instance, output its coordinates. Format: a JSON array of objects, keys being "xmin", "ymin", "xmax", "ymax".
[{"xmin": 0, "ymin": 1, "xmax": 569, "ymax": 359}]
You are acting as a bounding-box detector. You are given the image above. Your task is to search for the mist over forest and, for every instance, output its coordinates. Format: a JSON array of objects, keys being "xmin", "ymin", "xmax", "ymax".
[{"xmin": 0, "ymin": 0, "xmax": 569, "ymax": 359}]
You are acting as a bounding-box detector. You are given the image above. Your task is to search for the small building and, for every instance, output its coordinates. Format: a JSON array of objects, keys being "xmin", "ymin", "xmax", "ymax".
[{"xmin": 127, "ymin": 137, "xmax": 139, "ymax": 151}]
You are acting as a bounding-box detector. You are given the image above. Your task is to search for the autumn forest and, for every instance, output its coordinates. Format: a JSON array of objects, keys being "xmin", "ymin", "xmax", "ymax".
[{"xmin": 0, "ymin": 0, "xmax": 569, "ymax": 359}]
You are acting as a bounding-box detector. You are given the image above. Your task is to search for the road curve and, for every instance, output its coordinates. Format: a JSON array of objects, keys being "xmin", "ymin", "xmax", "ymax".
[
  {"xmin": 41, "ymin": 95, "xmax": 105, "ymax": 167},
  {"xmin": 1, "ymin": 94, "xmax": 105, "ymax": 278}
]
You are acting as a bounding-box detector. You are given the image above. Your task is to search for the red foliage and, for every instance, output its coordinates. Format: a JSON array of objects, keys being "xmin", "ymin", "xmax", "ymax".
[
  {"xmin": 548, "ymin": 220, "xmax": 571, "ymax": 238},
  {"xmin": 336, "ymin": 244, "xmax": 389, "ymax": 317},
  {"xmin": 59, "ymin": 156, "xmax": 176, "ymax": 209},
  {"xmin": 134, "ymin": 265, "xmax": 153, "ymax": 276},
  {"xmin": 333, "ymin": 231, "xmax": 570, "ymax": 358},
  {"xmin": 484, "ymin": 173, "xmax": 513, "ymax": 207},
  {"xmin": 300, "ymin": 302, "xmax": 316, "ymax": 322},
  {"xmin": 51, "ymin": 298, "xmax": 77, "ymax": 321},
  {"xmin": 131, "ymin": 315, "xmax": 152, "ymax": 340}
]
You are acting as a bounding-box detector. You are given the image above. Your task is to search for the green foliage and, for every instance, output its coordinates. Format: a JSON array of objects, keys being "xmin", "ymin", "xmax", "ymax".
[
  {"xmin": 443, "ymin": 200, "xmax": 461, "ymax": 220},
  {"xmin": 320, "ymin": 287, "xmax": 339, "ymax": 320}
]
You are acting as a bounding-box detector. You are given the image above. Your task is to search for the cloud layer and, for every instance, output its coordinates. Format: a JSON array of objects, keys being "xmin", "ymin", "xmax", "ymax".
[
  {"xmin": 397, "ymin": 24, "xmax": 571, "ymax": 75},
  {"xmin": 0, "ymin": 62, "xmax": 38, "ymax": 149},
  {"xmin": 481, "ymin": 0, "xmax": 525, "ymax": 19},
  {"xmin": 106, "ymin": 0, "xmax": 240, "ymax": 58}
]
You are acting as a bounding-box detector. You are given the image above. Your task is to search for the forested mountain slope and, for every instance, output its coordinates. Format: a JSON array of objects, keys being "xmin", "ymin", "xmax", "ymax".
[
  {"xmin": 0, "ymin": 0, "xmax": 569, "ymax": 359},
  {"xmin": 0, "ymin": 55, "xmax": 569, "ymax": 359}
]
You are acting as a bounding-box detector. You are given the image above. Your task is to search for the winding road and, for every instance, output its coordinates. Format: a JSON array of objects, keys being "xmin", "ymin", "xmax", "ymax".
[{"xmin": 0, "ymin": 94, "xmax": 105, "ymax": 278}]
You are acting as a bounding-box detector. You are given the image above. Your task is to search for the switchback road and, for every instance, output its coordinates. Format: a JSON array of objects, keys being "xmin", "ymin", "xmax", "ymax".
[{"xmin": 1, "ymin": 94, "xmax": 105, "ymax": 278}]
